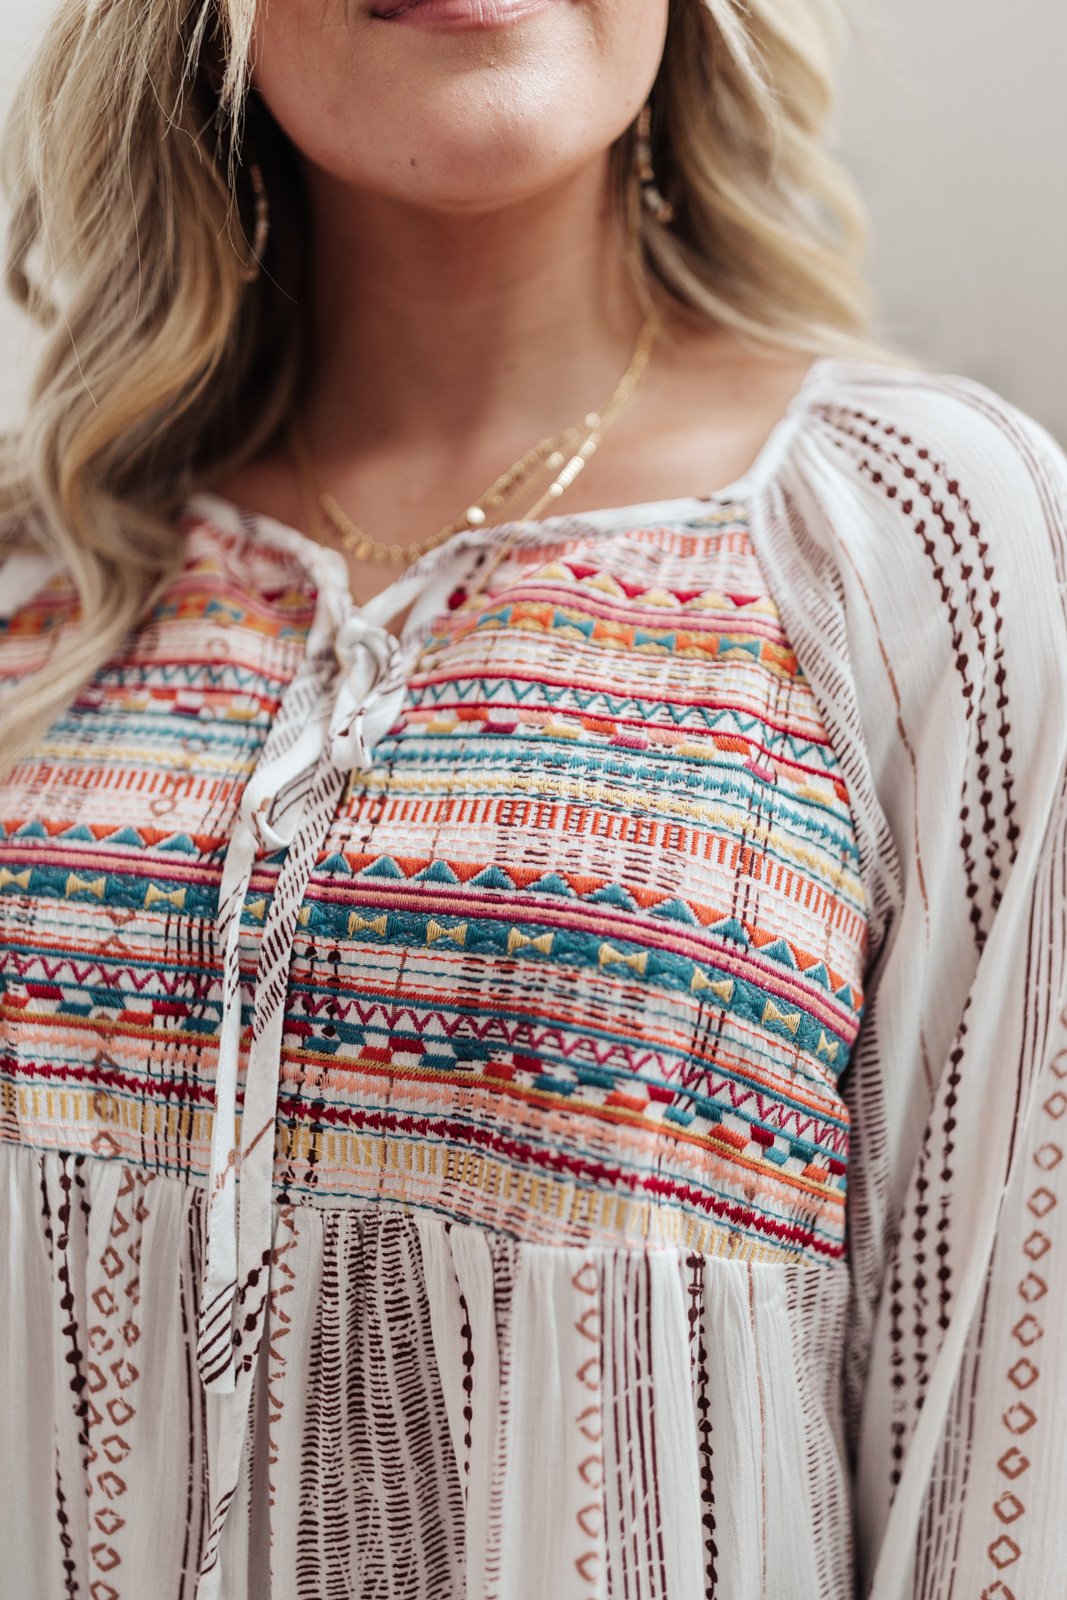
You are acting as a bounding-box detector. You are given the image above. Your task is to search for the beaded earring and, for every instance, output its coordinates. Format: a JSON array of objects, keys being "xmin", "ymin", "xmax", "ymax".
[
  {"xmin": 634, "ymin": 101, "xmax": 675, "ymax": 226},
  {"xmin": 238, "ymin": 159, "xmax": 271, "ymax": 283}
]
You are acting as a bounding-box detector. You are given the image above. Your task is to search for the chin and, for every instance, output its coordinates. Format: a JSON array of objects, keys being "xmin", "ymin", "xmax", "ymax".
[
  {"xmin": 251, "ymin": 0, "xmax": 665, "ymax": 214},
  {"xmin": 386, "ymin": 126, "xmax": 601, "ymax": 214},
  {"xmin": 301, "ymin": 80, "xmax": 621, "ymax": 215}
]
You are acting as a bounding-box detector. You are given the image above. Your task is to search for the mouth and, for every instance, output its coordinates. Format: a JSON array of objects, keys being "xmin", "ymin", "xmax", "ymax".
[{"xmin": 369, "ymin": 0, "xmax": 556, "ymax": 26}]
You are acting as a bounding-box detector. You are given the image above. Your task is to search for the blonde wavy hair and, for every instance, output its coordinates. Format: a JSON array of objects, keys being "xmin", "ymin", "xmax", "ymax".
[{"xmin": 0, "ymin": 0, "xmax": 906, "ymax": 774}]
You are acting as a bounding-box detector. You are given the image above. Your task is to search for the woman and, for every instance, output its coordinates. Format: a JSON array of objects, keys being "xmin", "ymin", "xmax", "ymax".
[{"xmin": 1, "ymin": 0, "xmax": 1065, "ymax": 1596}]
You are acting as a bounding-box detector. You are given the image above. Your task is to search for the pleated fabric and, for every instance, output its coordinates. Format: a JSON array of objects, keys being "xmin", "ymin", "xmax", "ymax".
[{"xmin": 1, "ymin": 1141, "xmax": 850, "ymax": 1600}]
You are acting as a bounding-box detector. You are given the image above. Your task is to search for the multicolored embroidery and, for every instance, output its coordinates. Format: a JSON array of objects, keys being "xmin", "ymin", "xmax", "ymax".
[{"xmin": 0, "ymin": 501, "xmax": 868, "ymax": 1265}]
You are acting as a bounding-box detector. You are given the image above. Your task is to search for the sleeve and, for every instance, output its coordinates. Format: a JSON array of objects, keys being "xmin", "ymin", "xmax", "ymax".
[{"xmin": 752, "ymin": 366, "xmax": 1067, "ymax": 1600}]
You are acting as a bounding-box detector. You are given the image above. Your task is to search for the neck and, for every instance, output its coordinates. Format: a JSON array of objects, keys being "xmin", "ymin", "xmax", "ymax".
[{"xmin": 298, "ymin": 157, "xmax": 648, "ymax": 460}]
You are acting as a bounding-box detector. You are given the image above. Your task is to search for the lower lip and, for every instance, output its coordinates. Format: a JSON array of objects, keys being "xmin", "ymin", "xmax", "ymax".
[{"xmin": 371, "ymin": 0, "xmax": 556, "ymax": 28}]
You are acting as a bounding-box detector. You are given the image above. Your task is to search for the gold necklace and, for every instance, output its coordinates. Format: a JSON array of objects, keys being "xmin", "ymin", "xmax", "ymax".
[{"xmin": 287, "ymin": 312, "xmax": 661, "ymax": 568}]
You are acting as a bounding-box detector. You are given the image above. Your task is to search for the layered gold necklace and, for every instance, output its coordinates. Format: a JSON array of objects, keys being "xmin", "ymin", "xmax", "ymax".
[{"xmin": 287, "ymin": 312, "xmax": 661, "ymax": 569}]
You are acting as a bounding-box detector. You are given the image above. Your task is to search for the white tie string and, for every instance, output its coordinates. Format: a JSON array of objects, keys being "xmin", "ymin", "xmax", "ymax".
[
  {"xmin": 196, "ymin": 612, "xmax": 407, "ymax": 1395},
  {"xmin": 193, "ymin": 535, "xmax": 485, "ymax": 1596}
]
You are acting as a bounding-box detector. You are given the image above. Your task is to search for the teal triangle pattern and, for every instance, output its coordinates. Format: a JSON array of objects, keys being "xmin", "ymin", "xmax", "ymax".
[
  {"xmin": 476, "ymin": 606, "xmax": 513, "ymax": 628},
  {"xmin": 588, "ymin": 883, "xmax": 639, "ymax": 912},
  {"xmin": 719, "ymin": 638, "xmax": 762, "ymax": 661},
  {"xmin": 553, "ymin": 609, "xmax": 595, "ymax": 639},
  {"xmin": 360, "ymin": 856, "xmax": 405, "ymax": 880},
  {"xmin": 416, "ymin": 861, "xmax": 462, "ymax": 885},
  {"xmin": 651, "ymin": 898, "xmax": 700, "ymax": 927},
  {"xmin": 320, "ymin": 853, "xmax": 353, "ymax": 877},
  {"xmin": 760, "ymin": 937, "xmax": 798, "ymax": 969},
  {"xmin": 470, "ymin": 865, "xmax": 514, "ymax": 891},
  {"xmin": 529, "ymin": 872, "xmax": 575, "ymax": 898},
  {"xmin": 104, "ymin": 827, "xmax": 146, "ymax": 847}
]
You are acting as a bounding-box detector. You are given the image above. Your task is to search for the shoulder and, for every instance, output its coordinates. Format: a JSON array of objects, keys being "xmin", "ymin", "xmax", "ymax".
[
  {"xmin": 763, "ymin": 360, "xmax": 1067, "ymax": 953},
  {"xmin": 797, "ymin": 358, "xmax": 1067, "ymax": 583},
  {"xmin": 765, "ymin": 357, "xmax": 1067, "ymax": 822}
]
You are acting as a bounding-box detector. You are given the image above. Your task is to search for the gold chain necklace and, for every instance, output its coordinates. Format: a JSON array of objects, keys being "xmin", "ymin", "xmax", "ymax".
[{"xmin": 287, "ymin": 312, "xmax": 661, "ymax": 569}]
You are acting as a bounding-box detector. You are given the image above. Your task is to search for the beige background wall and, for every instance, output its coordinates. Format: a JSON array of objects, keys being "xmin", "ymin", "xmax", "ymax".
[
  {"xmin": 1, "ymin": 0, "xmax": 1065, "ymax": 439},
  {"xmin": 842, "ymin": 1, "xmax": 1067, "ymax": 440}
]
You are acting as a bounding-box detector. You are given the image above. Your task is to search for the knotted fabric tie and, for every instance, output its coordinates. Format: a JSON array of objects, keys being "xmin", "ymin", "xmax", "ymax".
[
  {"xmin": 193, "ymin": 602, "xmax": 413, "ymax": 1591},
  {"xmin": 189, "ymin": 530, "xmax": 485, "ymax": 1597},
  {"xmin": 196, "ymin": 608, "xmax": 408, "ymax": 1391}
]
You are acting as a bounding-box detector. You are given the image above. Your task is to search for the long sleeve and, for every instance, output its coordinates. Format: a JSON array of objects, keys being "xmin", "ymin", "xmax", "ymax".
[{"xmin": 746, "ymin": 363, "xmax": 1067, "ymax": 1598}]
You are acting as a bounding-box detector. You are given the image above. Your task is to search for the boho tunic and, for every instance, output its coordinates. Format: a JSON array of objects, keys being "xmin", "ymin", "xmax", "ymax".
[{"xmin": 1, "ymin": 357, "xmax": 1066, "ymax": 1600}]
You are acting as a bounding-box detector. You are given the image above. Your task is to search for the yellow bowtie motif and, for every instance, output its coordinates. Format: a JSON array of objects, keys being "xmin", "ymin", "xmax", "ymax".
[
  {"xmin": 761, "ymin": 997, "xmax": 801, "ymax": 1035},
  {"xmin": 691, "ymin": 970, "xmax": 734, "ymax": 1002},
  {"xmin": 0, "ymin": 867, "xmax": 32, "ymax": 892},
  {"xmin": 427, "ymin": 919, "xmax": 468, "ymax": 948},
  {"xmin": 348, "ymin": 912, "xmax": 389, "ymax": 937},
  {"xmin": 599, "ymin": 942, "xmax": 648, "ymax": 976},
  {"xmin": 145, "ymin": 883, "xmax": 187, "ymax": 911},
  {"xmin": 65, "ymin": 873, "xmax": 106, "ymax": 900},
  {"xmin": 507, "ymin": 928, "xmax": 554, "ymax": 957}
]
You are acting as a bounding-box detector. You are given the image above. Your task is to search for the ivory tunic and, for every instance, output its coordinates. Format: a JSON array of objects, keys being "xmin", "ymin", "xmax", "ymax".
[{"xmin": 2, "ymin": 356, "xmax": 1066, "ymax": 1599}]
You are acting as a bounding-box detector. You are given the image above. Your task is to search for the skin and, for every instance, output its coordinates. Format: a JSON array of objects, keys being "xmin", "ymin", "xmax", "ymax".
[{"xmin": 214, "ymin": 0, "xmax": 817, "ymax": 616}]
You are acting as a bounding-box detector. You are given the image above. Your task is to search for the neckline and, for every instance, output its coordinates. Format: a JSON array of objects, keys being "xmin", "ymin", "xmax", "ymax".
[{"xmin": 181, "ymin": 352, "xmax": 839, "ymax": 620}]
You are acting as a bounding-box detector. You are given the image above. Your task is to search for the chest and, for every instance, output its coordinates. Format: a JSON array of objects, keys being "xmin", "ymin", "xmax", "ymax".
[{"xmin": 0, "ymin": 508, "xmax": 867, "ymax": 1262}]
